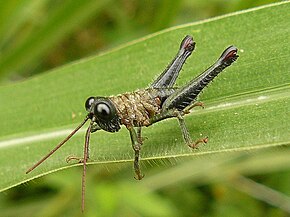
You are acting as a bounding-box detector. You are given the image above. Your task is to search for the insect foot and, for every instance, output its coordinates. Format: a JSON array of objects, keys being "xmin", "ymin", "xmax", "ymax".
[
  {"xmin": 188, "ymin": 137, "xmax": 209, "ymax": 149},
  {"xmin": 183, "ymin": 101, "xmax": 205, "ymax": 114},
  {"xmin": 66, "ymin": 156, "xmax": 85, "ymax": 163},
  {"xmin": 134, "ymin": 161, "xmax": 145, "ymax": 180},
  {"xmin": 134, "ymin": 174, "xmax": 145, "ymax": 180}
]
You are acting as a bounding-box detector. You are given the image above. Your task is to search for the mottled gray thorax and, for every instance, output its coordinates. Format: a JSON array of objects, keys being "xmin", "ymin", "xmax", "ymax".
[{"xmin": 109, "ymin": 88, "xmax": 174, "ymax": 127}]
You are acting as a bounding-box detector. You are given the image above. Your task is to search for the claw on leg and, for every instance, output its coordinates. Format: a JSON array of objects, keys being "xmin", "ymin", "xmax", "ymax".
[
  {"xmin": 184, "ymin": 101, "xmax": 204, "ymax": 114},
  {"xmin": 66, "ymin": 156, "xmax": 85, "ymax": 163},
  {"xmin": 188, "ymin": 137, "xmax": 208, "ymax": 149}
]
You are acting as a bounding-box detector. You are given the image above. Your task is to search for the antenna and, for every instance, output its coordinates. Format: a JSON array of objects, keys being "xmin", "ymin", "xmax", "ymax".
[{"xmin": 26, "ymin": 116, "xmax": 90, "ymax": 174}]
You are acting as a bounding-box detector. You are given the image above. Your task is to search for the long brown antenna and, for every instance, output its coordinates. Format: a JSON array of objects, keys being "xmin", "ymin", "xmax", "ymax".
[
  {"xmin": 81, "ymin": 121, "xmax": 92, "ymax": 212},
  {"xmin": 26, "ymin": 116, "xmax": 90, "ymax": 174}
]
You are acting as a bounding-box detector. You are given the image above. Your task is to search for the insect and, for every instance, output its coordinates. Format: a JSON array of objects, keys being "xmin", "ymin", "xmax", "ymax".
[{"xmin": 26, "ymin": 35, "xmax": 238, "ymax": 211}]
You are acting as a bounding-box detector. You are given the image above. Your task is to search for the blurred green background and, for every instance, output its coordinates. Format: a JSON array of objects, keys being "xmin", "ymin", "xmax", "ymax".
[
  {"xmin": 0, "ymin": 0, "xmax": 282, "ymax": 82},
  {"xmin": 1, "ymin": 0, "xmax": 289, "ymax": 217}
]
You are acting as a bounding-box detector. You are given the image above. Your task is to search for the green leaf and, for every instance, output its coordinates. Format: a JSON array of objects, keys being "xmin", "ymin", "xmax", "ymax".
[{"xmin": 0, "ymin": 2, "xmax": 289, "ymax": 192}]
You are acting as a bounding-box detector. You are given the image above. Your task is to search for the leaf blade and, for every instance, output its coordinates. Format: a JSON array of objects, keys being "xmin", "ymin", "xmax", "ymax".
[{"xmin": 0, "ymin": 2, "xmax": 289, "ymax": 192}]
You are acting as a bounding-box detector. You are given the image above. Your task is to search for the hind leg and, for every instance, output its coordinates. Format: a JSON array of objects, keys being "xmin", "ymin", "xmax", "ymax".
[
  {"xmin": 161, "ymin": 46, "xmax": 238, "ymax": 112},
  {"xmin": 151, "ymin": 35, "xmax": 195, "ymax": 88}
]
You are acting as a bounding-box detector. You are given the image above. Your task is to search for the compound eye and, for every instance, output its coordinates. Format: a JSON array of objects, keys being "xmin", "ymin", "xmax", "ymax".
[
  {"xmin": 94, "ymin": 102, "xmax": 111, "ymax": 119},
  {"xmin": 85, "ymin": 97, "xmax": 95, "ymax": 111}
]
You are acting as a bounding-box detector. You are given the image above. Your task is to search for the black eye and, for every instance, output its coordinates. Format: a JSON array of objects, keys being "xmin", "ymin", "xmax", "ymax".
[
  {"xmin": 94, "ymin": 102, "xmax": 111, "ymax": 119},
  {"xmin": 85, "ymin": 97, "xmax": 95, "ymax": 111}
]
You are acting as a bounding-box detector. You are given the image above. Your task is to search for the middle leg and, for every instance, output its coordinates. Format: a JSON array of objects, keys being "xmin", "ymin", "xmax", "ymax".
[{"xmin": 176, "ymin": 112, "xmax": 208, "ymax": 148}]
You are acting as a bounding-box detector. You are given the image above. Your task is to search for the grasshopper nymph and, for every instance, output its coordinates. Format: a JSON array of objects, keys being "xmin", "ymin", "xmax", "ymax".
[{"xmin": 26, "ymin": 35, "xmax": 238, "ymax": 211}]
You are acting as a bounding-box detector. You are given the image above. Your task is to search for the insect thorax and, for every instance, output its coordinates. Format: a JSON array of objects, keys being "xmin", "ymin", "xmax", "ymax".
[{"xmin": 109, "ymin": 89, "xmax": 164, "ymax": 127}]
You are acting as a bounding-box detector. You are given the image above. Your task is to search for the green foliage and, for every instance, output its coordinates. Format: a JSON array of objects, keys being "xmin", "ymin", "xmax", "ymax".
[
  {"xmin": 0, "ymin": 0, "xmax": 111, "ymax": 79},
  {"xmin": 0, "ymin": 1, "xmax": 289, "ymax": 217},
  {"xmin": 0, "ymin": 0, "xmax": 282, "ymax": 81}
]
